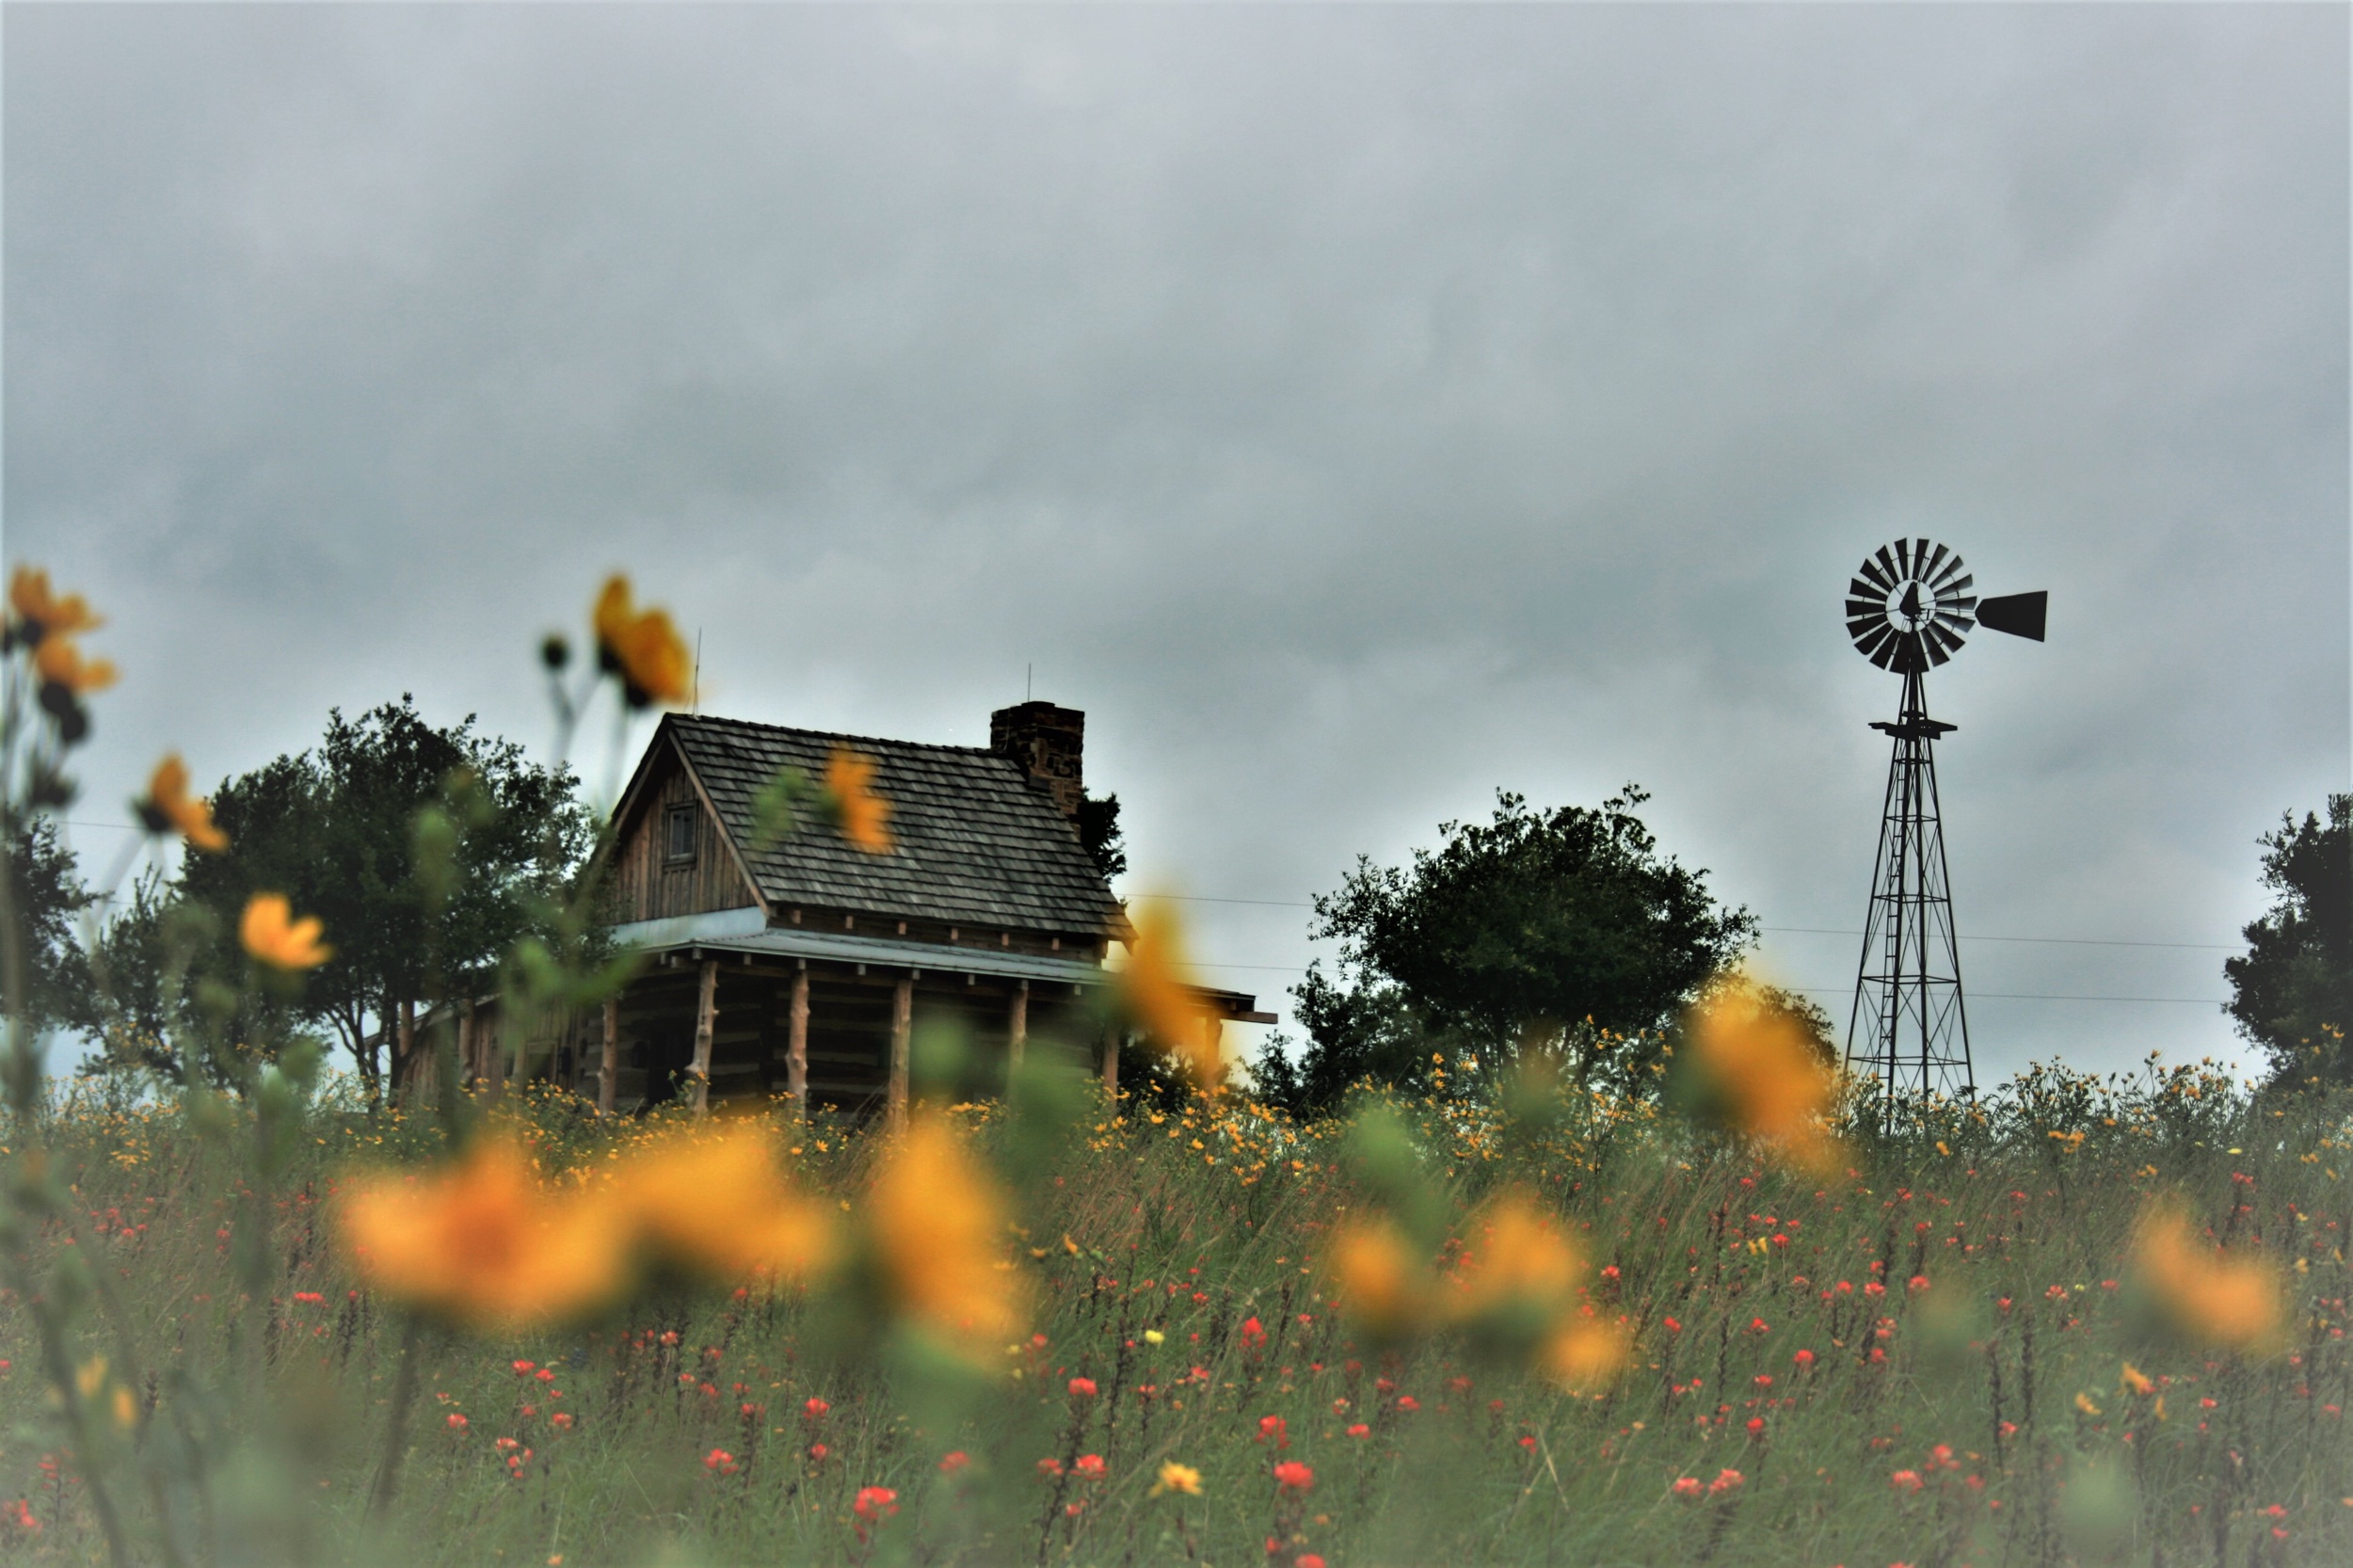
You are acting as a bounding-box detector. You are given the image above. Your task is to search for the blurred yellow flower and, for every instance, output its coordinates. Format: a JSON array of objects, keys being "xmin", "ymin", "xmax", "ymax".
[
  {"xmin": 2131, "ymin": 1204, "xmax": 2287, "ymax": 1352},
  {"xmin": 616, "ymin": 1124, "xmax": 838, "ymax": 1286},
  {"xmin": 866, "ymin": 1115, "xmax": 1025, "ymax": 1359},
  {"xmin": 1679, "ymin": 975, "xmax": 1843, "ymax": 1176},
  {"xmin": 241, "ymin": 893, "xmax": 332, "ymax": 969},
  {"xmin": 1152, "ymin": 1461, "xmax": 1202, "ymax": 1496},
  {"xmin": 32, "ymin": 635, "xmax": 116, "ymax": 695},
  {"xmin": 138, "ymin": 754, "xmax": 228, "ymax": 853},
  {"xmin": 338, "ymin": 1138, "xmax": 631, "ymax": 1329},
  {"xmin": 2120, "ymin": 1362, "xmax": 2154, "ymax": 1397},
  {"xmin": 1120, "ymin": 901, "xmax": 1218, "ymax": 1084},
  {"xmin": 1325, "ymin": 1216, "xmax": 1436, "ymax": 1341},
  {"xmin": 8, "ymin": 567, "xmax": 102, "ymax": 643},
  {"xmin": 592, "ymin": 575, "xmax": 692, "ymax": 708},
  {"xmin": 1451, "ymin": 1191, "xmax": 1583, "ymax": 1324},
  {"xmin": 1538, "ymin": 1318, "xmax": 1631, "ymax": 1391},
  {"xmin": 2074, "ymin": 1392, "xmax": 2103, "ymax": 1416},
  {"xmin": 824, "ymin": 747, "xmax": 895, "ymax": 855}
]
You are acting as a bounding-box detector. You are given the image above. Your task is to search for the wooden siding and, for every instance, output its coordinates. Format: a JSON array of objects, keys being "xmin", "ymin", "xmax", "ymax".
[{"xmin": 610, "ymin": 743, "xmax": 760, "ymax": 925}]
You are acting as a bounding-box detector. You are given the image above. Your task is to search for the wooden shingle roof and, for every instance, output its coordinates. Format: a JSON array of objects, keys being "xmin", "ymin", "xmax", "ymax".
[{"xmin": 651, "ymin": 713, "xmax": 1127, "ymax": 939}]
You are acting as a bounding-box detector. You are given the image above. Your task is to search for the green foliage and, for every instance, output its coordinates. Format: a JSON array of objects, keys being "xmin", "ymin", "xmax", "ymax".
[
  {"xmin": 163, "ymin": 696, "xmax": 594, "ymax": 1091},
  {"xmin": 2225, "ymin": 793, "xmax": 2352, "ymax": 1086},
  {"xmin": 1075, "ymin": 790, "xmax": 1126, "ymax": 882},
  {"xmin": 0, "ymin": 808, "xmax": 89, "ymax": 1035},
  {"xmin": 1272, "ymin": 787, "xmax": 1755, "ymax": 1112},
  {"xmin": 4, "ymin": 1069, "xmax": 2352, "ymax": 1566}
]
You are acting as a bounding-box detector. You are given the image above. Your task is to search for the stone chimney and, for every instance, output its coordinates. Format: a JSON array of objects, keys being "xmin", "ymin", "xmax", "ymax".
[{"xmin": 990, "ymin": 701, "xmax": 1084, "ymax": 820}]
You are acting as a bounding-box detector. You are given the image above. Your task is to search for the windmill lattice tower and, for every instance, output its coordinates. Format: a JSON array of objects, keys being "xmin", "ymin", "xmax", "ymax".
[{"xmin": 1842, "ymin": 540, "xmax": 2045, "ymax": 1130}]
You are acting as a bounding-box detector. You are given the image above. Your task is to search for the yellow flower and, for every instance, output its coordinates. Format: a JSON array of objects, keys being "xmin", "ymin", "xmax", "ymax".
[
  {"xmin": 1151, "ymin": 1461, "xmax": 1202, "ymax": 1496},
  {"xmin": 2120, "ymin": 1362, "xmax": 2154, "ymax": 1397},
  {"xmin": 614, "ymin": 1124, "xmax": 838, "ymax": 1286},
  {"xmin": 1143, "ymin": 1328, "xmax": 1165, "ymax": 1345},
  {"xmin": 865, "ymin": 1115, "xmax": 1025, "ymax": 1359},
  {"xmin": 1537, "ymin": 1319, "xmax": 1632, "ymax": 1392},
  {"xmin": 2075, "ymin": 1392, "xmax": 2103, "ymax": 1417},
  {"xmin": 1119, "ymin": 901, "xmax": 1218, "ymax": 1085},
  {"xmin": 8, "ymin": 567, "xmax": 102, "ymax": 643},
  {"xmin": 1451, "ymin": 1192, "xmax": 1583, "ymax": 1323},
  {"xmin": 2130, "ymin": 1203, "xmax": 2287, "ymax": 1352},
  {"xmin": 337, "ymin": 1138, "xmax": 632, "ymax": 1329},
  {"xmin": 1678, "ymin": 975, "xmax": 1843, "ymax": 1176},
  {"xmin": 592, "ymin": 575, "xmax": 692, "ymax": 708},
  {"xmin": 241, "ymin": 893, "xmax": 332, "ymax": 969},
  {"xmin": 1325, "ymin": 1216, "xmax": 1437, "ymax": 1341},
  {"xmin": 824, "ymin": 747, "xmax": 895, "ymax": 855},
  {"xmin": 137, "ymin": 754, "xmax": 228, "ymax": 852},
  {"xmin": 32, "ymin": 634, "xmax": 116, "ymax": 695}
]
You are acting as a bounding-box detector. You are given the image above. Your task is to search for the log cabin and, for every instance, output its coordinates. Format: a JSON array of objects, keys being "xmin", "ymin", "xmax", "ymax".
[{"xmin": 424, "ymin": 701, "xmax": 1272, "ymax": 1127}]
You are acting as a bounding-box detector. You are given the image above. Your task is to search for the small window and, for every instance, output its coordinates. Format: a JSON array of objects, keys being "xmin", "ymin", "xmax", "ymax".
[{"xmin": 664, "ymin": 805, "xmax": 697, "ymax": 864}]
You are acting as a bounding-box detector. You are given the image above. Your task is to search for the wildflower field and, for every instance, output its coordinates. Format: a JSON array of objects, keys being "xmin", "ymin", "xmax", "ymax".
[
  {"xmin": 5, "ymin": 566, "xmax": 2348, "ymax": 1567},
  {"xmin": 3, "ymin": 1061, "xmax": 2350, "ymax": 1568}
]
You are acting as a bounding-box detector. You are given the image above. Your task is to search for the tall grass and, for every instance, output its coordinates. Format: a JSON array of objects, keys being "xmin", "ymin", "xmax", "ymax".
[{"xmin": 2, "ymin": 1063, "xmax": 2347, "ymax": 1567}]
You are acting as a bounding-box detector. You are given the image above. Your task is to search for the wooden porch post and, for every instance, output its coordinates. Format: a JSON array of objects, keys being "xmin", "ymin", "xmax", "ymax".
[
  {"xmin": 1100, "ymin": 1019, "xmax": 1121, "ymax": 1098},
  {"xmin": 691, "ymin": 958, "xmax": 719, "ymax": 1115},
  {"xmin": 1006, "ymin": 982, "xmax": 1029, "ymax": 1079},
  {"xmin": 598, "ymin": 997, "xmax": 618, "ymax": 1115},
  {"xmin": 887, "ymin": 974, "xmax": 913, "ymax": 1136},
  {"xmin": 786, "ymin": 966, "xmax": 810, "ymax": 1119}
]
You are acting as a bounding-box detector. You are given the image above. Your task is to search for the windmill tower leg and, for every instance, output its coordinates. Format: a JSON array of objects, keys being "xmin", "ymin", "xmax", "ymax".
[{"xmin": 1847, "ymin": 671, "xmax": 1975, "ymax": 1133}]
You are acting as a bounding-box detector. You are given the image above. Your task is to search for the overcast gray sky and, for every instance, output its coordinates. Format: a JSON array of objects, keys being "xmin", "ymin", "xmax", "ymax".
[{"xmin": 8, "ymin": 4, "xmax": 2346, "ymax": 1085}]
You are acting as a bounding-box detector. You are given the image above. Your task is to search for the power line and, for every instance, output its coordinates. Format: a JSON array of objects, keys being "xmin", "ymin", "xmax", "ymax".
[
  {"xmin": 1140, "ymin": 894, "xmax": 2242, "ymax": 954},
  {"xmin": 1181, "ymin": 959, "xmax": 2229, "ymax": 1006}
]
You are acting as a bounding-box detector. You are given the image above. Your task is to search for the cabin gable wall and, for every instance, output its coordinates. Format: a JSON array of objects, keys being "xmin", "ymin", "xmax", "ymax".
[{"xmin": 611, "ymin": 746, "xmax": 760, "ymax": 925}]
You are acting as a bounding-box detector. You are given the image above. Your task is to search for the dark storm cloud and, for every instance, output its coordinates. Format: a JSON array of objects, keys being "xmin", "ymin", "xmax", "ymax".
[{"xmin": 8, "ymin": 4, "xmax": 2345, "ymax": 1079}]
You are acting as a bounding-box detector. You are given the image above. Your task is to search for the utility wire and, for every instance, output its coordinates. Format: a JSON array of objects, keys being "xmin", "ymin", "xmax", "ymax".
[{"xmin": 1138, "ymin": 893, "xmax": 2242, "ymax": 953}]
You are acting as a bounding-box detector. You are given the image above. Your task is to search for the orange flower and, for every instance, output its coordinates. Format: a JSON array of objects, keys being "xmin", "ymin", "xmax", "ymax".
[
  {"xmin": 8, "ymin": 567, "xmax": 101, "ymax": 643},
  {"xmin": 1537, "ymin": 1318, "xmax": 1632, "ymax": 1391},
  {"xmin": 592, "ymin": 575, "xmax": 692, "ymax": 708},
  {"xmin": 2130, "ymin": 1203, "xmax": 2287, "ymax": 1352},
  {"xmin": 865, "ymin": 1114, "xmax": 1025, "ymax": 1360},
  {"xmin": 1678, "ymin": 975, "xmax": 1844, "ymax": 1176},
  {"xmin": 240, "ymin": 893, "xmax": 332, "ymax": 969},
  {"xmin": 137, "ymin": 754, "xmax": 227, "ymax": 852},
  {"xmin": 32, "ymin": 635, "xmax": 116, "ymax": 695},
  {"xmin": 824, "ymin": 747, "xmax": 894, "ymax": 855},
  {"xmin": 1449, "ymin": 1190, "xmax": 1584, "ymax": 1325},
  {"xmin": 1119, "ymin": 901, "xmax": 1218, "ymax": 1084},
  {"xmin": 614, "ymin": 1123, "xmax": 838, "ymax": 1286},
  {"xmin": 338, "ymin": 1137, "xmax": 632, "ymax": 1328},
  {"xmin": 1324, "ymin": 1216, "xmax": 1436, "ymax": 1341}
]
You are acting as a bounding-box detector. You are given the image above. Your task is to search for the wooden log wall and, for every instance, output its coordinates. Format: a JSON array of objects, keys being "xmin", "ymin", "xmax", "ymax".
[{"xmin": 609, "ymin": 751, "xmax": 760, "ymax": 925}]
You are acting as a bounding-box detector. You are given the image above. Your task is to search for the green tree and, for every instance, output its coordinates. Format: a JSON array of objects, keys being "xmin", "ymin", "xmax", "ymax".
[
  {"xmin": 0, "ymin": 809, "xmax": 90, "ymax": 1035},
  {"xmin": 1273, "ymin": 787, "xmax": 1755, "ymax": 1113},
  {"xmin": 2224, "ymin": 794, "xmax": 2351, "ymax": 1086},
  {"xmin": 169, "ymin": 697, "xmax": 593, "ymax": 1094},
  {"xmin": 1077, "ymin": 790, "xmax": 1127, "ymax": 882}
]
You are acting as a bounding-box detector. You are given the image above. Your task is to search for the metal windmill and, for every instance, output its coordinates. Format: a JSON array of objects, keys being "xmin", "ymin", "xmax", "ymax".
[{"xmin": 1842, "ymin": 540, "xmax": 2045, "ymax": 1127}]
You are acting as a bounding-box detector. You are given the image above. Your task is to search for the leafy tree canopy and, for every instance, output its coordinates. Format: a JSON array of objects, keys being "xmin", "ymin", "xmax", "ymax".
[
  {"xmin": 1258, "ymin": 787, "xmax": 1756, "ymax": 1115},
  {"xmin": 152, "ymin": 696, "xmax": 594, "ymax": 1090},
  {"xmin": 2224, "ymin": 794, "xmax": 2351, "ymax": 1086},
  {"xmin": 1, "ymin": 809, "xmax": 91, "ymax": 1035}
]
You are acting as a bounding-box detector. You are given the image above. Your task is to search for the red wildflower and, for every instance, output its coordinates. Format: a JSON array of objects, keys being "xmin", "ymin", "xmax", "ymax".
[
  {"xmin": 1672, "ymin": 1477, "xmax": 1705, "ymax": 1500},
  {"xmin": 1273, "ymin": 1461, "xmax": 1315, "ymax": 1493},
  {"xmin": 853, "ymin": 1485, "xmax": 899, "ymax": 1535},
  {"xmin": 805, "ymin": 1396, "xmax": 830, "ymax": 1417},
  {"xmin": 1241, "ymin": 1316, "xmax": 1268, "ymax": 1350},
  {"xmin": 1073, "ymin": 1454, "xmax": 1106, "ymax": 1480},
  {"xmin": 1068, "ymin": 1377, "xmax": 1097, "ymax": 1399},
  {"xmin": 703, "ymin": 1448, "xmax": 738, "ymax": 1477},
  {"xmin": 1257, "ymin": 1415, "xmax": 1289, "ymax": 1448},
  {"xmin": 1707, "ymin": 1468, "xmax": 1743, "ymax": 1496},
  {"xmin": 1347, "ymin": 1423, "xmax": 1370, "ymax": 1438},
  {"xmin": 1891, "ymin": 1469, "xmax": 1924, "ymax": 1493},
  {"xmin": 446, "ymin": 1413, "xmax": 469, "ymax": 1432},
  {"xmin": 939, "ymin": 1450, "xmax": 970, "ymax": 1474}
]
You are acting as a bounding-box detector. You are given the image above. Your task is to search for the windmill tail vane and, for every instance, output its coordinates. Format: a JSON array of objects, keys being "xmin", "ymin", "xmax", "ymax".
[{"xmin": 1841, "ymin": 539, "xmax": 2045, "ymax": 1130}]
